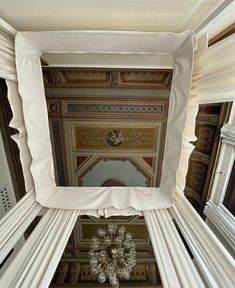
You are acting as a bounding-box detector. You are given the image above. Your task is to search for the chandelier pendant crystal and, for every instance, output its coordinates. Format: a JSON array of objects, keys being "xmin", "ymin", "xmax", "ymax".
[{"xmin": 89, "ymin": 224, "xmax": 137, "ymax": 288}]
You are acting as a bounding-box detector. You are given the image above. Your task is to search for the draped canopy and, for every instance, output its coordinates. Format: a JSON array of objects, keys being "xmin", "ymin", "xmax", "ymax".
[
  {"xmin": 14, "ymin": 30, "xmax": 196, "ymax": 211},
  {"xmin": 0, "ymin": 24, "xmax": 235, "ymax": 288}
]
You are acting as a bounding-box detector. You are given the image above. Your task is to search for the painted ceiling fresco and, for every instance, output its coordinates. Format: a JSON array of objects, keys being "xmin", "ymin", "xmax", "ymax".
[
  {"xmin": 45, "ymin": 69, "xmax": 228, "ymax": 205},
  {"xmin": 45, "ymin": 69, "xmax": 171, "ymax": 188}
]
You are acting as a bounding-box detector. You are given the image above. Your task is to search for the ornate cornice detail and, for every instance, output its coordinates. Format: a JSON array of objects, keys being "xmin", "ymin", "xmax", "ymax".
[
  {"xmin": 48, "ymin": 96, "xmax": 169, "ymax": 121},
  {"xmin": 43, "ymin": 68, "xmax": 172, "ymax": 89}
]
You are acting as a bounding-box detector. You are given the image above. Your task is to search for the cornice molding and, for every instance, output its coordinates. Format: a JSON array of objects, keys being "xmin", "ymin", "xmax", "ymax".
[{"xmin": 43, "ymin": 68, "xmax": 172, "ymax": 90}]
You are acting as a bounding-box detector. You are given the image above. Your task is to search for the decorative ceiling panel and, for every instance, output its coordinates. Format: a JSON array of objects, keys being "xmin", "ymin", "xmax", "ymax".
[
  {"xmin": 118, "ymin": 70, "xmax": 171, "ymax": 88},
  {"xmin": 64, "ymin": 120, "xmax": 162, "ymax": 186},
  {"xmin": 46, "ymin": 68, "xmax": 170, "ymax": 188},
  {"xmin": 76, "ymin": 158, "xmax": 152, "ymax": 187},
  {"xmin": 71, "ymin": 125, "xmax": 157, "ymax": 152},
  {"xmin": 43, "ymin": 68, "xmax": 172, "ymax": 89},
  {"xmin": 47, "ymin": 96, "xmax": 169, "ymax": 121},
  {"xmin": 44, "ymin": 69, "xmax": 112, "ymax": 88}
]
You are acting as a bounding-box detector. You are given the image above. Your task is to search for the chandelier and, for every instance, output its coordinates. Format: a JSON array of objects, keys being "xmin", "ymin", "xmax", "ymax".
[{"xmin": 89, "ymin": 224, "xmax": 137, "ymax": 287}]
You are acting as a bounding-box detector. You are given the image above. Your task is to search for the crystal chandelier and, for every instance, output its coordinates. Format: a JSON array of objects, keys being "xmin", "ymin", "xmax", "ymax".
[{"xmin": 89, "ymin": 224, "xmax": 137, "ymax": 288}]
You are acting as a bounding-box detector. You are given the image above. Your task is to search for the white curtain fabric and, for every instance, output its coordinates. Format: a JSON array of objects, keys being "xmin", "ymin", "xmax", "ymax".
[
  {"xmin": 6, "ymin": 80, "xmax": 34, "ymax": 192},
  {"xmin": 176, "ymin": 103, "xmax": 199, "ymax": 193},
  {"xmin": 0, "ymin": 29, "xmax": 16, "ymax": 81},
  {"xmin": 144, "ymin": 209, "xmax": 205, "ymax": 288},
  {"xmin": 0, "ymin": 190, "xmax": 41, "ymax": 264},
  {"xmin": 172, "ymin": 191, "xmax": 235, "ymax": 288},
  {"xmin": 191, "ymin": 33, "xmax": 235, "ymax": 104},
  {"xmin": 204, "ymin": 201, "xmax": 235, "ymax": 252},
  {"xmin": 79, "ymin": 207, "xmax": 143, "ymax": 218},
  {"xmin": 14, "ymin": 31, "xmax": 196, "ymax": 210},
  {"xmin": 0, "ymin": 208, "xmax": 79, "ymax": 288},
  {"xmin": 0, "ymin": 29, "xmax": 34, "ymax": 192}
]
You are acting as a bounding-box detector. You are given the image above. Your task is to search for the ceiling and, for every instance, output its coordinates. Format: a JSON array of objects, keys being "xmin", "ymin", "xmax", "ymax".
[
  {"xmin": 44, "ymin": 68, "xmax": 170, "ymax": 286},
  {"xmin": 49, "ymin": 215, "xmax": 161, "ymax": 287},
  {"xmin": 0, "ymin": 0, "xmax": 227, "ymax": 32},
  {"xmin": 45, "ymin": 68, "xmax": 171, "ymax": 188},
  {"xmin": 42, "ymin": 67, "xmax": 226, "ymax": 286}
]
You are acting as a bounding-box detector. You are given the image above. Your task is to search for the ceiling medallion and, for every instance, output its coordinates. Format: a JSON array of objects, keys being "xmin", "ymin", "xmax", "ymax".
[
  {"xmin": 89, "ymin": 224, "xmax": 137, "ymax": 287},
  {"xmin": 106, "ymin": 130, "xmax": 124, "ymax": 147}
]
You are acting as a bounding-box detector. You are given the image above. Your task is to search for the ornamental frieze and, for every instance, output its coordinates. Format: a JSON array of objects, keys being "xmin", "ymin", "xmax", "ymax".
[{"xmin": 43, "ymin": 68, "xmax": 172, "ymax": 89}]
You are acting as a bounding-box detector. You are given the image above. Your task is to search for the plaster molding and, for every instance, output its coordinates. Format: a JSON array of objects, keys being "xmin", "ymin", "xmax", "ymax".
[
  {"xmin": 0, "ymin": 18, "xmax": 17, "ymax": 36},
  {"xmin": 221, "ymin": 124, "xmax": 235, "ymax": 146},
  {"xmin": 204, "ymin": 200, "xmax": 235, "ymax": 252},
  {"xmin": 144, "ymin": 209, "xmax": 205, "ymax": 288},
  {"xmin": 0, "ymin": 209, "xmax": 79, "ymax": 288},
  {"xmin": 0, "ymin": 190, "xmax": 41, "ymax": 264}
]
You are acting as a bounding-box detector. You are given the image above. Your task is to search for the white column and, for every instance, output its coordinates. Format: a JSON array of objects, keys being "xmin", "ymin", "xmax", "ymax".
[
  {"xmin": 172, "ymin": 191, "xmax": 235, "ymax": 288},
  {"xmin": 204, "ymin": 201, "xmax": 235, "ymax": 252},
  {"xmin": 144, "ymin": 209, "xmax": 205, "ymax": 288},
  {"xmin": 0, "ymin": 190, "xmax": 41, "ymax": 264},
  {"xmin": 0, "ymin": 208, "xmax": 79, "ymax": 288}
]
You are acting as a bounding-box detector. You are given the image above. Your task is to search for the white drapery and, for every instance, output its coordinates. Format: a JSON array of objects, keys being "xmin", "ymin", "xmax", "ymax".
[
  {"xmin": 14, "ymin": 31, "xmax": 196, "ymax": 210},
  {"xmin": 0, "ymin": 208, "xmax": 79, "ymax": 288},
  {"xmin": 172, "ymin": 191, "xmax": 235, "ymax": 288},
  {"xmin": 1, "ymin": 23, "xmax": 235, "ymax": 288},
  {"xmin": 0, "ymin": 28, "xmax": 40, "ymax": 269},
  {"xmin": 0, "ymin": 29, "xmax": 16, "ymax": 81},
  {"xmin": 191, "ymin": 33, "xmax": 235, "ymax": 104},
  {"xmin": 0, "ymin": 190, "xmax": 41, "ymax": 264},
  {"xmin": 144, "ymin": 209, "xmax": 205, "ymax": 288},
  {"xmin": 0, "ymin": 29, "xmax": 34, "ymax": 192}
]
